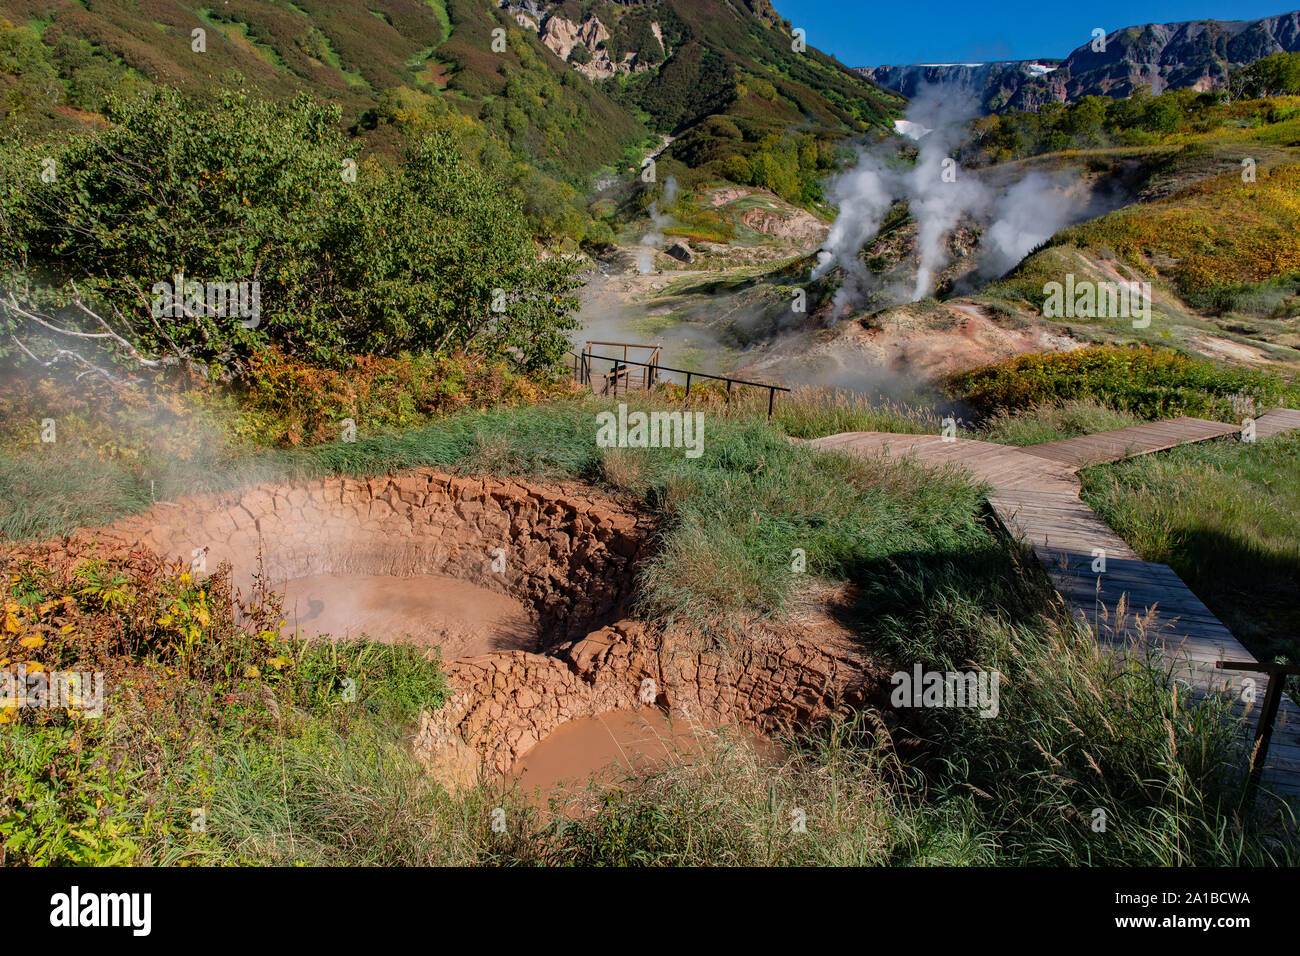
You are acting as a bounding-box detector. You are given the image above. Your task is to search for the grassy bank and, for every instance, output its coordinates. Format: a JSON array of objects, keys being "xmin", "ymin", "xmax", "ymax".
[
  {"xmin": 1081, "ymin": 433, "xmax": 1300, "ymax": 686},
  {"xmin": 944, "ymin": 347, "xmax": 1300, "ymax": 683},
  {"xmin": 2, "ymin": 381, "xmax": 1292, "ymax": 865}
]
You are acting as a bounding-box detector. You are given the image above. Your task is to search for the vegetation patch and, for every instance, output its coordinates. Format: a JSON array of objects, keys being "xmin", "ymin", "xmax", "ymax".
[
  {"xmin": 948, "ymin": 345, "xmax": 1296, "ymax": 420},
  {"xmin": 3, "ymin": 385, "xmax": 1293, "ymax": 864},
  {"xmin": 1081, "ymin": 433, "xmax": 1300, "ymax": 686}
]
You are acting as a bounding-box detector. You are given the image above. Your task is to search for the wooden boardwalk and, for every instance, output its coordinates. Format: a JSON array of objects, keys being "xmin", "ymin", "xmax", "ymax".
[
  {"xmin": 1255, "ymin": 406, "xmax": 1300, "ymax": 440},
  {"xmin": 807, "ymin": 411, "xmax": 1300, "ymax": 797},
  {"xmin": 1018, "ymin": 417, "xmax": 1240, "ymax": 468}
]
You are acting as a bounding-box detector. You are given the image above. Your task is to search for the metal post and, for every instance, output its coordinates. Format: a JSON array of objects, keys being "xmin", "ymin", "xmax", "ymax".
[
  {"xmin": 685, "ymin": 372, "xmax": 692, "ymax": 398},
  {"xmin": 768, "ymin": 387, "xmax": 776, "ymax": 419}
]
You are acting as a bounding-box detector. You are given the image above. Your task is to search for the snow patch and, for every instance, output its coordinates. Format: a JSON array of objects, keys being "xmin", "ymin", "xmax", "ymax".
[{"xmin": 893, "ymin": 119, "xmax": 933, "ymax": 140}]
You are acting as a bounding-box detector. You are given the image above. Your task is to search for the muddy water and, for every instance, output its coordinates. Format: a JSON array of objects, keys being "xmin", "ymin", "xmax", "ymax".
[
  {"xmin": 510, "ymin": 707, "xmax": 706, "ymax": 799},
  {"xmin": 277, "ymin": 572, "xmax": 538, "ymax": 660}
]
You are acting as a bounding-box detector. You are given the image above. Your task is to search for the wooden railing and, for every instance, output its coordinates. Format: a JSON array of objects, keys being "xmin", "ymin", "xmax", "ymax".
[
  {"xmin": 576, "ymin": 340, "xmax": 662, "ymax": 396},
  {"xmin": 572, "ymin": 342, "xmax": 790, "ymax": 418},
  {"xmin": 1216, "ymin": 659, "xmax": 1300, "ymax": 803}
]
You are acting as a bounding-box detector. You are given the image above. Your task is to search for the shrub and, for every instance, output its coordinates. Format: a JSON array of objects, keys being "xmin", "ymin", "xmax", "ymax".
[
  {"xmin": 948, "ymin": 345, "xmax": 1293, "ymax": 419},
  {"xmin": 0, "ymin": 88, "xmax": 581, "ymax": 378}
]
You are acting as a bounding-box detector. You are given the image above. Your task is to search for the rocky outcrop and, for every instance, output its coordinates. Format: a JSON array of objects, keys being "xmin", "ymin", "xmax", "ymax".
[
  {"xmin": 860, "ymin": 10, "xmax": 1300, "ymax": 114},
  {"xmin": 540, "ymin": 15, "xmax": 608, "ymax": 61},
  {"xmin": 530, "ymin": 10, "xmax": 651, "ymax": 80},
  {"xmin": 665, "ymin": 241, "xmax": 694, "ymax": 263},
  {"xmin": 739, "ymin": 204, "xmax": 830, "ymax": 245}
]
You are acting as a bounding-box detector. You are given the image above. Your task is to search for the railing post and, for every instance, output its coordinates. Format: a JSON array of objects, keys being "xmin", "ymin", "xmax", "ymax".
[
  {"xmin": 579, "ymin": 344, "xmax": 787, "ymax": 416},
  {"xmin": 1248, "ymin": 672, "xmax": 1285, "ymax": 801},
  {"xmin": 1217, "ymin": 659, "xmax": 1300, "ymax": 806}
]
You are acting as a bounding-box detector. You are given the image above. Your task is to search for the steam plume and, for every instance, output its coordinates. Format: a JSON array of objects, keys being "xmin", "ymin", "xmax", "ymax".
[{"xmin": 813, "ymin": 85, "xmax": 1098, "ymax": 314}]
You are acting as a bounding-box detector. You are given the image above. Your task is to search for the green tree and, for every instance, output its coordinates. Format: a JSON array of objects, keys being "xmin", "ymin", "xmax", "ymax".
[
  {"xmin": 1141, "ymin": 95, "xmax": 1183, "ymax": 134},
  {"xmin": 1235, "ymin": 52, "xmax": 1300, "ymax": 98},
  {"xmin": 0, "ymin": 88, "xmax": 579, "ymax": 376},
  {"xmin": 1063, "ymin": 96, "xmax": 1106, "ymax": 145}
]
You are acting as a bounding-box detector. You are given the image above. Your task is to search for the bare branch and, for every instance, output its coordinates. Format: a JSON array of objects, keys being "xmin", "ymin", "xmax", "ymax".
[
  {"xmin": 9, "ymin": 333, "xmax": 127, "ymax": 386},
  {"xmin": 69, "ymin": 281, "xmax": 164, "ymax": 367},
  {"xmin": 5, "ymin": 294, "xmax": 116, "ymax": 339},
  {"xmin": 4, "ymin": 292, "xmax": 162, "ymax": 369}
]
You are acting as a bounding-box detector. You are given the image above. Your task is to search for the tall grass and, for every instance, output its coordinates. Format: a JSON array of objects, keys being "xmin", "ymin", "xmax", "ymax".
[
  {"xmin": 949, "ymin": 345, "xmax": 1296, "ymax": 421},
  {"xmin": 3, "ymin": 387, "xmax": 1293, "ymax": 865},
  {"xmin": 979, "ymin": 399, "xmax": 1143, "ymax": 446},
  {"xmin": 533, "ymin": 717, "xmax": 946, "ymax": 866},
  {"xmin": 1081, "ymin": 432, "xmax": 1300, "ymax": 675}
]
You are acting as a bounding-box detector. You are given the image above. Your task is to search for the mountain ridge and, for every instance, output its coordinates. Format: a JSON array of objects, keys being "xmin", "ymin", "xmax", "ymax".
[{"xmin": 860, "ymin": 9, "xmax": 1300, "ymax": 112}]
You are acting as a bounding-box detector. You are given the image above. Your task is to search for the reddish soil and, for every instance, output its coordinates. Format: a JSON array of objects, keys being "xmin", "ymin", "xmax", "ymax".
[
  {"xmin": 278, "ymin": 572, "xmax": 539, "ymax": 659},
  {"xmin": 510, "ymin": 707, "xmax": 706, "ymax": 797},
  {"xmin": 53, "ymin": 471, "xmax": 894, "ymax": 793}
]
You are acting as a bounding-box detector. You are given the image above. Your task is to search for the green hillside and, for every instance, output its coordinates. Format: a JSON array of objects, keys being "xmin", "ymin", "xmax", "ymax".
[
  {"xmin": 956, "ymin": 90, "xmax": 1300, "ymax": 362},
  {"xmin": 0, "ymin": 0, "xmax": 900, "ymax": 207}
]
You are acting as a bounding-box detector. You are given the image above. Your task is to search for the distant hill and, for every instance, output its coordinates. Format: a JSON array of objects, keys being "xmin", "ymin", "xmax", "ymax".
[
  {"xmin": 501, "ymin": 0, "xmax": 903, "ymax": 199},
  {"xmin": 862, "ymin": 60, "xmax": 1064, "ymax": 114},
  {"xmin": 0, "ymin": 0, "xmax": 900, "ymax": 199},
  {"xmin": 860, "ymin": 9, "xmax": 1300, "ymax": 113}
]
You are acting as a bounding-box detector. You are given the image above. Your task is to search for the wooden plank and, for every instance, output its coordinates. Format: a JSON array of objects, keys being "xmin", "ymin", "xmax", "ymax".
[
  {"xmin": 1021, "ymin": 417, "xmax": 1242, "ymax": 467},
  {"xmin": 809, "ymin": 419, "xmax": 1300, "ymax": 795},
  {"xmin": 1253, "ymin": 407, "xmax": 1300, "ymax": 440}
]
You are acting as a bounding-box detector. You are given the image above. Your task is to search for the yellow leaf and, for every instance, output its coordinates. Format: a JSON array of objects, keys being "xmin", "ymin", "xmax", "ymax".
[
  {"xmin": 19, "ymin": 636, "xmax": 44, "ymax": 649},
  {"xmin": 243, "ymin": 665, "xmax": 260, "ymax": 678}
]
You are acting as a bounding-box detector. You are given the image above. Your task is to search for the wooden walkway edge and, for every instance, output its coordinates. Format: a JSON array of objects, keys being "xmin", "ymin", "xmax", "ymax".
[{"xmin": 808, "ymin": 410, "xmax": 1300, "ymax": 797}]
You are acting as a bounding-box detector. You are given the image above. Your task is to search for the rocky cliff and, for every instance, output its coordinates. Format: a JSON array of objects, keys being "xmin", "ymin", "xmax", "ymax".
[{"xmin": 860, "ymin": 9, "xmax": 1300, "ymax": 113}]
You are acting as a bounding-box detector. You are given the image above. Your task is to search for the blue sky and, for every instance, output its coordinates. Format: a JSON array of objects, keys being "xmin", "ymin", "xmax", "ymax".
[{"xmin": 772, "ymin": 1, "xmax": 1298, "ymax": 67}]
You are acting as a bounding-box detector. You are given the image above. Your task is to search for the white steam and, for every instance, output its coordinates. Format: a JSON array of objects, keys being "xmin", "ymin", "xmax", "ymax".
[
  {"xmin": 977, "ymin": 171, "xmax": 1083, "ymax": 279},
  {"xmin": 637, "ymin": 176, "xmax": 679, "ymax": 274},
  {"xmin": 811, "ymin": 152, "xmax": 895, "ymax": 315},
  {"xmin": 813, "ymin": 85, "xmax": 1092, "ymax": 315}
]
